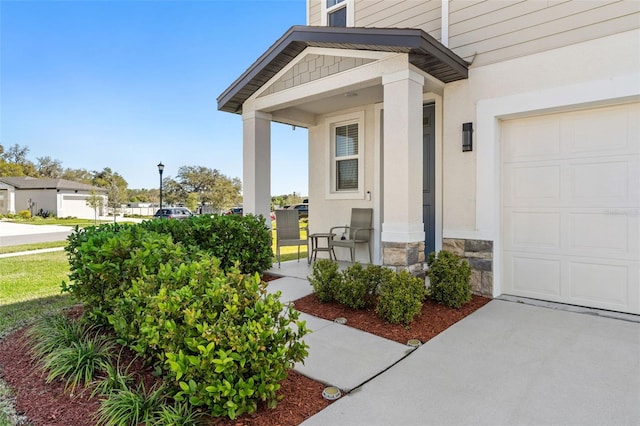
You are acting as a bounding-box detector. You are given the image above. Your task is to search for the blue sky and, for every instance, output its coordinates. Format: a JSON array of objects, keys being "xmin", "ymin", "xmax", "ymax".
[{"xmin": 1, "ymin": 0, "xmax": 309, "ymax": 195}]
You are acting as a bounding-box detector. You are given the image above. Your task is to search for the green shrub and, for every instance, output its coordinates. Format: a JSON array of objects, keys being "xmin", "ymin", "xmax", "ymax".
[
  {"xmin": 335, "ymin": 263, "xmax": 376, "ymax": 309},
  {"xmin": 307, "ymin": 259, "xmax": 341, "ymax": 302},
  {"xmin": 62, "ymin": 216, "xmax": 306, "ymax": 420},
  {"xmin": 17, "ymin": 210, "xmax": 31, "ymax": 219},
  {"xmin": 140, "ymin": 214, "xmax": 272, "ymax": 275},
  {"xmin": 427, "ymin": 250, "xmax": 472, "ymax": 309},
  {"xmin": 362, "ymin": 264, "xmax": 394, "ymax": 298},
  {"xmin": 62, "ymin": 225, "xmax": 183, "ymax": 321},
  {"xmin": 133, "ymin": 256, "xmax": 308, "ymax": 419},
  {"xmin": 375, "ymin": 270, "xmax": 426, "ymax": 325}
]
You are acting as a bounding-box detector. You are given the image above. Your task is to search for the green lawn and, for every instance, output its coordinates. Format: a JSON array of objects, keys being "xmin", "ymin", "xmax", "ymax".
[
  {"xmin": 0, "ymin": 240, "xmax": 67, "ymax": 255},
  {"xmin": 0, "ymin": 251, "xmax": 75, "ymax": 336},
  {"xmin": 4, "ymin": 217, "xmax": 110, "ymax": 227}
]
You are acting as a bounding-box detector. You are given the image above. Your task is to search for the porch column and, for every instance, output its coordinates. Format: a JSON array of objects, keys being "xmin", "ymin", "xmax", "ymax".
[
  {"xmin": 242, "ymin": 110, "xmax": 272, "ymax": 225},
  {"xmin": 381, "ymin": 69, "xmax": 426, "ymax": 275}
]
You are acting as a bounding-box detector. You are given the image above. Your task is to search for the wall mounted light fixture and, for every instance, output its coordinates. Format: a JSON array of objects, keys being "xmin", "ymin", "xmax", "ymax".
[{"xmin": 462, "ymin": 122, "xmax": 473, "ymax": 152}]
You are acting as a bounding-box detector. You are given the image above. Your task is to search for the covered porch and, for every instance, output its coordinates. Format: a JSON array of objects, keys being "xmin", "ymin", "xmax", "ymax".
[{"xmin": 218, "ymin": 26, "xmax": 468, "ymax": 273}]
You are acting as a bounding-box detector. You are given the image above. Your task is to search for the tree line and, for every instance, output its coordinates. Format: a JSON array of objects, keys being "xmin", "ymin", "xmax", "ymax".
[{"xmin": 0, "ymin": 143, "xmax": 243, "ymax": 212}]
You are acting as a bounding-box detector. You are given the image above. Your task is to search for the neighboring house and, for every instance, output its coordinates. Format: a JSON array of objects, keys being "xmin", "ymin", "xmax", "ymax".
[
  {"xmin": 218, "ymin": 1, "xmax": 639, "ymax": 314},
  {"xmin": 0, "ymin": 177, "xmax": 107, "ymax": 220}
]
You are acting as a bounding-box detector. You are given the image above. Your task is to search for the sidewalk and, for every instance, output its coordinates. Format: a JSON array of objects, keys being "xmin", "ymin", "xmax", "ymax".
[{"xmin": 0, "ymin": 247, "xmax": 65, "ymax": 259}]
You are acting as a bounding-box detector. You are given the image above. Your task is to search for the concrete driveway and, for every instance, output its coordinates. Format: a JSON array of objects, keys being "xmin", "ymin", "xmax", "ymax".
[
  {"xmin": 303, "ymin": 300, "xmax": 640, "ymax": 426},
  {"xmin": 0, "ymin": 221, "xmax": 74, "ymax": 246}
]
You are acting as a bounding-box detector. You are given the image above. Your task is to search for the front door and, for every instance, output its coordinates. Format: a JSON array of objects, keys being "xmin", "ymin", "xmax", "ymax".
[{"xmin": 423, "ymin": 104, "xmax": 436, "ymax": 256}]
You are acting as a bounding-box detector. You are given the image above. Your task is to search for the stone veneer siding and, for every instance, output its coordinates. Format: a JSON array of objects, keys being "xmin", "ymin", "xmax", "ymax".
[
  {"xmin": 442, "ymin": 239, "xmax": 493, "ymax": 297},
  {"xmin": 382, "ymin": 241, "xmax": 426, "ymax": 277}
]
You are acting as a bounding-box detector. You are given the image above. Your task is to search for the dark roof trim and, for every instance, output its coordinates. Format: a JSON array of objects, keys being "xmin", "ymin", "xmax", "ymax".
[
  {"xmin": 0, "ymin": 177, "xmax": 105, "ymax": 192},
  {"xmin": 217, "ymin": 26, "xmax": 468, "ymax": 114}
]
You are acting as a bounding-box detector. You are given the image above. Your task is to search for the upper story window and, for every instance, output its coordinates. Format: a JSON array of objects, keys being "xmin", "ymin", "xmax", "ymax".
[
  {"xmin": 327, "ymin": 0, "xmax": 347, "ymax": 27},
  {"xmin": 322, "ymin": 0, "xmax": 353, "ymax": 27}
]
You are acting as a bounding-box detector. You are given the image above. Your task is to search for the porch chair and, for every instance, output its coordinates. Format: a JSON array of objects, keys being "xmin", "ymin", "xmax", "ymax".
[
  {"xmin": 274, "ymin": 209, "xmax": 308, "ymax": 267},
  {"xmin": 329, "ymin": 208, "xmax": 373, "ymax": 263}
]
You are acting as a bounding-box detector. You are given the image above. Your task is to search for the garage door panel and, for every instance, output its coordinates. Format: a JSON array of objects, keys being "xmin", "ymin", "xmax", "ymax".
[
  {"xmin": 570, "ymin": 160, "xmax": 630, "ymax": 202},
  {"xmin": 569, "ymin": 261, "xmax": 629, "ymax": 309},
  {"xmin": 507, "ymin": 210, "xmax": 561, "ymax": 250},
  {"xmin": 569, "ymin": 212, "xmax": 632, "ymax": 256},
  {"xmin": 506, "ymin": 254, "xmax": 562, "ymax": 297},
  {"xmin": 504, "ymin": 164, "xmax": 561, "ymax": 206},
  {"xmin": 503, "ymin": 118, "xmax": 560, "ymax": 159},
  {"xmin": 566, "ymin": 105, "xmax": 631, "ymax": 154},
  {"xmin": 502, "ymin": 102, "xmax": 640, "ymax": 314}
]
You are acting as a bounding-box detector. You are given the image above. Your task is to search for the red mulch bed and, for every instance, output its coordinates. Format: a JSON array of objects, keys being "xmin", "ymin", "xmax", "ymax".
[
  {"xmin": 293, "ymin": 293, "xmax": 490, "ymax": 345},
  {"xmin": 0, "ymin": 276, "xmax": 489, "ymax": 426}
]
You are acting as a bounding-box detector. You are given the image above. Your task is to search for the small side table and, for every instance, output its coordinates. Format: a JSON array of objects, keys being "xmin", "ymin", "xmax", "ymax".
[{"xmin": 308, "ymin": 233, "xmax": 336, "ymax": 264}]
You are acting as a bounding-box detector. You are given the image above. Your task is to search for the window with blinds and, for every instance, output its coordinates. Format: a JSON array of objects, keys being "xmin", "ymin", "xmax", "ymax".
[
  {"xmin": 326, "ymin": 110, "xmax": 363, "ymax": 199},
  {"xmin": 334, "ymin": 123, "xmax": 359, "ymax": 190}
]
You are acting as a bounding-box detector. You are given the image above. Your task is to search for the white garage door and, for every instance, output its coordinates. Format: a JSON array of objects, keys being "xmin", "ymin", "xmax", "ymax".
[
  {"xmin": 61, "ymin": 195, "xmax": 94, "ymax": 219},
  {"xmin": 502, "ymin": 103, "xmax": 640, "ymax": 314}
]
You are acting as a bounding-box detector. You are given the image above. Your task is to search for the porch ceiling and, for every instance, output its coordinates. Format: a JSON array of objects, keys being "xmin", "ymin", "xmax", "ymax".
[{"xmin": 217, "ymin": 26, "xmax": 468, "ymax": 115}]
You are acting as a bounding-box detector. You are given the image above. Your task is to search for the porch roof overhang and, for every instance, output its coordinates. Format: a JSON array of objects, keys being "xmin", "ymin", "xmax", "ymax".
[{"xmin": 217, "ymin": 26, "xmax": 468, "ymax": 114}]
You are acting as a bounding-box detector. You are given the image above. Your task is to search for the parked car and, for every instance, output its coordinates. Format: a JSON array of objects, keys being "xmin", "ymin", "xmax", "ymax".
[
  {"xmin": 290, "ymin": 203, "xmax": 308, "ymax": 218},
  {"xmin": 153, "ymin": 207, "xmax": 194, "ymax": 220},
  {"xmin": 224, "ymin": 207, "xmax": 243, "ymax": 216}
]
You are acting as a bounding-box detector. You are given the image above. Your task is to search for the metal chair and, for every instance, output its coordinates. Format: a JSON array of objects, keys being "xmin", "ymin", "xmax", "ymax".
[
  {"xmin": 329, "ymin": 208, "xmax": 373, "ymax": 263},
  {"xmin": 274, "ymin": 209, "xmax": 308, "ymax": 267}
]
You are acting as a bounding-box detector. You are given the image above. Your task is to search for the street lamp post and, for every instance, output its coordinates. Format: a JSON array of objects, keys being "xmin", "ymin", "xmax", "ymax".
[{"xmin": 158, "ymin": 162, "xmax": 165, "ymax": 211}]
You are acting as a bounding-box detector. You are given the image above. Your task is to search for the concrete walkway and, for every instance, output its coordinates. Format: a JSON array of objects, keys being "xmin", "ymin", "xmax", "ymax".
[
  {"xmin": 266, "ymin": 276, "xmax": 415, "ymax": 393},
  {"xmin": 269, "ymin": 260, "xmax": 640, "ymax": 426}
]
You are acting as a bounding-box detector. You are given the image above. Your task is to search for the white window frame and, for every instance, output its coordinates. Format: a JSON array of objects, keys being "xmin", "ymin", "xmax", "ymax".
[
  {"xmin": 326, "ymin": 111, "xmax": 365, "ymax": 200},
  {"xmin": 320, "ymin": 0, "xmax": 354, "ymax": 27}
]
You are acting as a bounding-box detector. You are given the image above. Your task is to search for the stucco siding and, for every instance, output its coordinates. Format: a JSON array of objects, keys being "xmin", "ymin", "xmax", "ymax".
[
  {"xmin": 448, "ymin": 0, "xmax": 639, "ymax": 65},
  {"xmin": 308, "ymin": 104, "xmax": 378, "ymax": 262},
  {"xmin": 14, "ymin": 190, "xmax": 57, "ymax": 216},
  {"xmin": 441, "ymin": 29, "xmax": 639, "ymax": 235}
]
